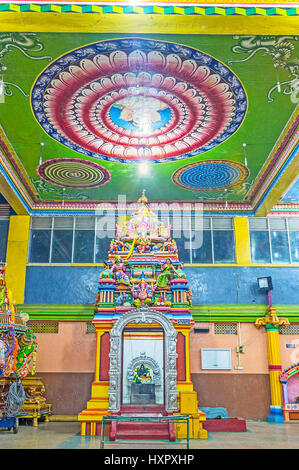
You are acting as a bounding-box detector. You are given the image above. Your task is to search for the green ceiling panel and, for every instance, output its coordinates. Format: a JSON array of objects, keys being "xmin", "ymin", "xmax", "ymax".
[{"xmin": 0, "ymin": 32, "xmax": 298, "ymax": 204}]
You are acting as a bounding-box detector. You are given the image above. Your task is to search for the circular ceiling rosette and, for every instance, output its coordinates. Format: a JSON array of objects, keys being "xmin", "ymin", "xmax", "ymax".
[
  {"xmin": 37, "ymin": 158, "xmax": 111, "ymax": 189},
  {"xmin": 172, "ymin": 160, "xmax": 249, "ymax": 191},
  {"xmin": 31, "ymin": 38, "xmax": 247, "ymax": 164}
]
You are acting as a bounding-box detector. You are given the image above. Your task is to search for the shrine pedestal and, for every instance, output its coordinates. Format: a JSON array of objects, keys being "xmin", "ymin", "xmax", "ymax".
[{"xmin": 131, "ymin": 383, "xmax": 156, "ymax": 405}]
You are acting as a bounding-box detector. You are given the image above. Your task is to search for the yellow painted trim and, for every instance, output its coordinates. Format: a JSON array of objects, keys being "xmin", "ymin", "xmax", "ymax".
[
  {"xmin": 94, "ymin": 330, "xmax": 102, "ymax": 382},
  {"xmin": 80, "ymin": 422, "xmax": 86, "ymax": 436},
  {"xmin": 233, "ymin": 217, "xmax": 251, "ymax": 265},
  {"xmin": 184, "ymin": 330, "xmax": 191, "ymax": 383},
  {"xmin": 0, "ymin": 13, "xmax": 299, "ymax": 34},
  {"xmin": 177, "ymin": 383, "xmax": 194, "ymax": 392},
  {"xmin": 176, "ymin": 325, "xmax": 192, "ymax": 383},
  {"xmin": 5, "ymin": 215, "xmax": 30, "ymax": 304}
]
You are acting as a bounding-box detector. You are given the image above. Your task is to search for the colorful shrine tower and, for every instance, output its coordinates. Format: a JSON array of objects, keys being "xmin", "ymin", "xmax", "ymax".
[{"xmin": 78, "ymin": 193, "xmax": 207, "ymax": 439}]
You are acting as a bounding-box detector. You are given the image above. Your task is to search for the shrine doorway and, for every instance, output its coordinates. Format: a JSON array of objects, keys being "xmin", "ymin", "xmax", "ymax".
[
  {"xmin": 108, "ymin": 307, "xmax": 178, "ymax": 412},
  {"xmin": 122, "ymin": 327, "xmax": 164, "ymax": 406}
]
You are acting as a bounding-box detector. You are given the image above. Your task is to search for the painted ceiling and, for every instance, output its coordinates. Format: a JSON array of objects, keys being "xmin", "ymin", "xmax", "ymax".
[{"xmin": 0, "ymin": 28, "xmax": 298, "ymax": 213}]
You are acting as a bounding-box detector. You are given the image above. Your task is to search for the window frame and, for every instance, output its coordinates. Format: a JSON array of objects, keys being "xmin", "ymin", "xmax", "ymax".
[
  {"xmin": 28, "ymin": 215, "xmax": 237, "ymax": 266},
  {"xmin": 249, "ymin": 217, "xmax": 299, "ymax": 265}
]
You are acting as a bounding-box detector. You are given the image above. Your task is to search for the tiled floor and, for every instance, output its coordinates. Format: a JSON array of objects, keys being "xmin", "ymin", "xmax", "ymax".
[{"xmin": 0, "ymin": 420, "xmax": 299, "ymax": 449}]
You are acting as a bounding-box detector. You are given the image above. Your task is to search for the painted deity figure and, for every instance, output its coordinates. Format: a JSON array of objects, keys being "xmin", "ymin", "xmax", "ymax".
[
  {"xmin": 156, "ymin": 258, "xmax": 179, "ymax": 288},
  {"xmin": 109, "ymin": 238, "xmax": 125, "ymax": 254},
  {"xmin": 15, "ymin": 328, "xmax": 37, "ymax": 377},
  {"xmin": 132, "ymin": 363, "xmax": 152, "ymax": 384},
  {"xmin": 110, "ymin": 256, "xmax": 130, "ymax": 285},
  {"xmin": 163, "ymin": 238, "xmax": 177, "ymax": 254},
  {"xmin": 100, "ymin": 262, "xmax": 113, "ymax": 280},
  {"xmin": 136, "ymin": 236, "xmax": 152, "ymax": 254},
  {"xmin": 173, "ymin": 262, "xmax": 186, "ymax": 280},
  {"xmin": 131, "ymin": 277, "xmax": 156, "ymax": 306}
]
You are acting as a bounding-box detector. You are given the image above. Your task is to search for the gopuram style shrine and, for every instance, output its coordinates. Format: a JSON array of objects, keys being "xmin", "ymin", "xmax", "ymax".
[
  {"xmin": 79, "ymin": 192, "xmax": 207, "ymax": 440},
  {"xmin": 1, "ymin": 0, "xmax": 299, "ymax": 451}
]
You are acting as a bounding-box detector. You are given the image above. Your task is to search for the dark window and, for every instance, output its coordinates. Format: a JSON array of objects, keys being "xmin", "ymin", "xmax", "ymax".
[
  {"xmin": 73, "ymin": 230, "xmax": 95, "ymax": 263},
  {"xmin": 95, "ymin": 232, "xmax": 111, "ymax": 263},
  {"xmin": 271, "ymin": 231, "xmax": 290, "ymax": 263},
  {"xmin": 29, "ymin": 229, "xmax": 51, "ymax": 263},
  {"xmin": 175, "ymin": 236, "xmax": 190, "ymax": 263},
  {"xmin": 213, "ymin": 230, "xmax": 235, "ymax": 263},
  {"xmin": 192, "ymin": 230, "xmax": 213, "ymax": 263},
  {"xmin": 51, "ymin": 230, "xmax": 73, "ymax": 263},
  {"xmin": 289, "ymin": 231, "xmax": 299, "ymax": 263},
  {"xmin": 250, "ymin": 230, "xmax": 271, "ymax": 263}
]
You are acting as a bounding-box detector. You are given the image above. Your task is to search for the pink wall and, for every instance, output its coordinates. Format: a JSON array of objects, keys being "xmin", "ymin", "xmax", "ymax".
[
  {"xmin": 33, "ymin": 320, "xmax": 296, "ymax": 419},
  {"xmin": 190, "ymin": 322, "xmax": 269, "ymax": 374},
  {"xmin": 35, "ymin": 321, "xmax": 299, "ymax": 377},
  {"xmin": 35, "ymin": 322, "xmax": 96, "ymax": 373}
]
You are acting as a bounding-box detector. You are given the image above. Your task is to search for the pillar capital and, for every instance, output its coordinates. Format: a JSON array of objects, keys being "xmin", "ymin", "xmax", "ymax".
[{"xmin": 255, "ymin": 306, "xmax": 290, "ymax": 329}]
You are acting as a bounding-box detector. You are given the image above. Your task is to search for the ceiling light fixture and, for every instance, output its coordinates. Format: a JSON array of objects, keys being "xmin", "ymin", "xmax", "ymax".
[
  {"xmin": 242, "ymin": 143, "xmax": 247, "ymax": 167},
  {"xmin": 138, "ymin": 161, "xmax": 150, "ymax": 176},
  {"xmin": 274, "ymin": 63, "xmax": 281, "ymax": 93},
  {"xmin": 39, "ymin": 142, "xmax": 44, "ymax": 165},
  {"xmin": 0, "ymin": 65, "xmax": 6, "ymax": 103}
]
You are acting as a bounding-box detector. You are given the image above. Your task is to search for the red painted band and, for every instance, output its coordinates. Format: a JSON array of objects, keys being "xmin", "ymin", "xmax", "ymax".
[{"xmin": 268, "ymin": 365, "xmax": 282, "ymax": 371}]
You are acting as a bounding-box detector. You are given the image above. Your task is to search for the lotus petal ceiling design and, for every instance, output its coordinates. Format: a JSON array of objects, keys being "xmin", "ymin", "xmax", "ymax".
[{"xmin": 31, "ymin": 38, "xmax": 247, "ymax": 164}]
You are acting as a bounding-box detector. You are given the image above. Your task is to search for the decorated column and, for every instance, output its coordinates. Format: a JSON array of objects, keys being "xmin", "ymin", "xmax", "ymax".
[{"xmin": 255, "ymin": 306, "xmax": 290, "ymax": 422}]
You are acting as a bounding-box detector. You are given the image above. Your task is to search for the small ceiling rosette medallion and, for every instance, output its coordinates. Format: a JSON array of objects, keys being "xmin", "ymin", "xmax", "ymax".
[
  {"xmin": 36, "ymin": 158, "xmax": 111, "ymax": 189},
  {"xmin": 172, "ymin": 160, "xmax": 249, "ymax": 191},
  {"xmin": 31, "ymin": 38, "xmax": 247, "ymax": 164}
]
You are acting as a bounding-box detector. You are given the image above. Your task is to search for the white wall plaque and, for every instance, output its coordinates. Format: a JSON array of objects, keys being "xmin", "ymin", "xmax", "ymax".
[{"xmin": 201, "ymin": 348, "xmax": 232, "ymax": 370}]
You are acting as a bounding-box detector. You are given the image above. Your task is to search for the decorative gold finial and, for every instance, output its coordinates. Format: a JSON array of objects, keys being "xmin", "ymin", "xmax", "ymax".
[{"xmin": 137, "ymin": 189, "xmax": 148, "ymax": 204}]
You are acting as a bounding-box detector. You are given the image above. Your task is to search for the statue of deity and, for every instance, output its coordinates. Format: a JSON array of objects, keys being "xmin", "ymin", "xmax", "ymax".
[
  {"xmin": 173, "ymin": 262, "xmax": 186, "ymax": 280},
  {"xmin": 156, "ymin": 258, "xmax": 179, "ymax": 288},
  {"xmin": 136, "ymin": 236, "xmax": 152, "ymax": 254},
  {"xmin": 110, "ymin": 256, "xmax": 130, "ymax": 285},
  {"xmin": 132, "ymin": 363, "xmax": 152, "ymax": 384},
  {"xmin": 109, "ymin": 238, "xmax": 125, "ymax": 254},
  {"xmin": 163, "ymin": 238, "xmax": 177, "ymax": 254},
  {"xmin": 99, "ymin": 262, "xmax": 113, "ymax": 279},
  {"xmin": 131, "ymin": 276, "xmax": 156, "ymax": 306}
]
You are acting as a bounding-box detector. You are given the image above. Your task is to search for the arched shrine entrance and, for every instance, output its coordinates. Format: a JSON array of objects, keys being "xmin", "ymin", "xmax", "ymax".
[{"xmin": 108, "ymin": 306, "xmax": 178, "ymax": 412}]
